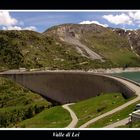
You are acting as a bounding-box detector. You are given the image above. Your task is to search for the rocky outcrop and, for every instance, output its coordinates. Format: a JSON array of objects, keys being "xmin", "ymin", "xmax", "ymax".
[
  {"xmin": 45, "ymin": 24, "xmax": 105, "ymax": 61},
  {"xmin": 112, "ymin": 28, "xmax": 140, "ymax": 56}
]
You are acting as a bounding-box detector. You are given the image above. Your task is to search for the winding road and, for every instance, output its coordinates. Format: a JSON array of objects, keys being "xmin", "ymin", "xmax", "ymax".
[
  {"xmin": 62, "ymin": 103, "xmax": 78, "ymax": 128},
  {"xmin": 62, "ymin": 75, "xmax": 140, "ymax": 128}
]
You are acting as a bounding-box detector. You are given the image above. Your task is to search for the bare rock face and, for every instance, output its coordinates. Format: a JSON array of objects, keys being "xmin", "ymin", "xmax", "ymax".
[
  {"xmin": 44, "ymin": 24, "xmax": 107, "ymax": 62},
  {"xmin": 112, "ymin": 28, "xmax": 127, "ymax": 36},
  {"xmin": 45, "ymin": 23, "xmax": 108, "ymax": 38},
  {"xmin": 127, "ymin": 30, "xmax": 140, "ymax": 55},
  {"xmin": 111, "ymin": 28, "xmax": 140, "ymax": 56}
]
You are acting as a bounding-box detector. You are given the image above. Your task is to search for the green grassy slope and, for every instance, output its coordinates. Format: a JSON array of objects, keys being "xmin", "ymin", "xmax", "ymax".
[
  {"xmin": 0, "ymin": 30, "xmax": 92, "ymax": 70},
  {"xmin": 0, "ymin": 77, "xmax": 52, "ymax": 127},
  {"xmin": 70, "ymin": 93, "xmax": 132, "ymax": 127},
  {"xmin": 89, "ymin": 100, "xmax": 139, "ymax": 128},
  {"xmin": 16, "ymin": 106, "xmax": 72, "ymax": 128},
  {"xmin": 80, "ymin": 27, "xmax": 140, "ymax": 67}
]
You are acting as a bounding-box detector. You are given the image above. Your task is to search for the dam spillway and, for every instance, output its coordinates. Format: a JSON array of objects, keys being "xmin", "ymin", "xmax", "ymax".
[{"xmin": 0, "ymin": 71, "xmax": 136, "ymax": 104}]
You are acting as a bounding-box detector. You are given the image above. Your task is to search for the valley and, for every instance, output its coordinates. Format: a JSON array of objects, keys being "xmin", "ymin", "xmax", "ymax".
[{"xmin": 1, "ymin": 23, "xmax": 140, "ymax": 128}]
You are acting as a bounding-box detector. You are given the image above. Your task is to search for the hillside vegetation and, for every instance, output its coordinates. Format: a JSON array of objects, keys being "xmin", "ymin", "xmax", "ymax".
[
  {"xmin": 70, "ymin": 92, "xmax": 130, "ymax": 127},
  {"xmin": 0, "ymin": 24, "xmax": 140, "ymax": 70},
  {"xmin": 89, "ymin": 100, "xmax": 140, "ymax": 128},
  {"xmin": 0, "ymin": 77, "xmax": 52, "ymax": 127},
  {"xmin": 16, "ymin": 106, "xmax": 72, "ymax": 128}
]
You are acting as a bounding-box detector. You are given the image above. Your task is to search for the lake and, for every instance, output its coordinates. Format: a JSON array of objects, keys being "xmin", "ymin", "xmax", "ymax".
[{"xmin": 112, "ymin": 72, "xmax": 140, "ymax": 83}]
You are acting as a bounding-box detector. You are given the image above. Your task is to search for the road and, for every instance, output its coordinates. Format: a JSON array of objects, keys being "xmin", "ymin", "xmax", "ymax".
[
  {"xmin": 62, "ymin": 103, "xmax": 78, "ymax": 128},
  {"xmin": 79, "ymin": 75, "xmax": 140, "ymax": 128},
  {"xmin": 104, "ymin": 117, "xmax": 130, "ymax": 128}
]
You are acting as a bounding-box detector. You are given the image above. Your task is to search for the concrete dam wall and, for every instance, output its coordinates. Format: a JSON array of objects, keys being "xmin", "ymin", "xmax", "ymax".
[{"xmin": 0, "ymin": 71, "xmax": 136, "ymax": 104}]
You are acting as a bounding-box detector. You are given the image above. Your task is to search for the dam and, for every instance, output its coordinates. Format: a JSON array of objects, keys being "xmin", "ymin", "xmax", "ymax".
[{"xmin": 0, "ymin": 71, "xmax": 136, "ymax": 104}]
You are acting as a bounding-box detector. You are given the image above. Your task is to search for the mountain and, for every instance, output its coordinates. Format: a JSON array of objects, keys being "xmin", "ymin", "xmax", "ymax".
[
  {"xmin": 0, "ymin": 23, "xmax": 140, "ymax": 70},
  {"xmin": 44, "ymin": 24, "xmax": 140, "ymax": 68}
]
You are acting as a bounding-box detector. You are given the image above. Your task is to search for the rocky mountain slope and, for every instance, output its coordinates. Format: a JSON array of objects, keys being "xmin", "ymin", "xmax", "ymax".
[{"xmin": 0, "ymin": 23, "xmax": 140, "ymax": 70}]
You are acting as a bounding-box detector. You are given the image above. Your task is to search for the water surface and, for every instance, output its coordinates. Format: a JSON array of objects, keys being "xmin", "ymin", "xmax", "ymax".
[{"xmin": 112, "ymin": 72, "xmax": 140, "ymax": 83}]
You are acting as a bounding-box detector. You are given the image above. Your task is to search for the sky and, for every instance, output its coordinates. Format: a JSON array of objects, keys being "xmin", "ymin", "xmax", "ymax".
[{"xmin": 1, "ymin": 10, "xmax": 140, "ymax": 33}]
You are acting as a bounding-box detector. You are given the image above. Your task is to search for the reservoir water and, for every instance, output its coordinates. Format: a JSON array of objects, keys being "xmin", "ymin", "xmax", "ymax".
[{"xmin": 112, "ymin": 72, "xmax": 140, "ymax": 84}]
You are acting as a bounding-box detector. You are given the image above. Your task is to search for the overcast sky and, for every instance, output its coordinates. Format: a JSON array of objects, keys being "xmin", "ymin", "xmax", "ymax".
[{"xmin": 0, "ymin": 10, "xmax": 140, "ymax": 32}]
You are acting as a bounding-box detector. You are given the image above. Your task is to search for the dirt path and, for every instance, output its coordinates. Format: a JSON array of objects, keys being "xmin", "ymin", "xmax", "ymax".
[
  {"xmin": 104, "ymin": 117, "xmax": 130, "ymax": 128},
  {"xmin": 62, "ymin": 103, "xmax": 78, "ymax": 128},
  {"xmin": 79, "ymin": 75, "xmax": 140, "ymax": 128}
]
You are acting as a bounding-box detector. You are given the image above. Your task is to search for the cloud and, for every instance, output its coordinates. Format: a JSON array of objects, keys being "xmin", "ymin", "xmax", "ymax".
[
  {"xmin": 103, "ymin": 13, "xmax": 132, "ymax": 25},
  {"xmin": 2, "ymin": 26, "xmax": 22, "ymax": 30},
  {"xmin": 79, "ymin": 20, "xmax": 108, "ymax": 27},
  {"xmin": 129, "ymin": 11, "xmax": 140, "ymax": 21},
  {"xmin": 23, "ymin": 26, "xmax": 37, "ymax": 31},
  {"xmin": 0, "ymin": 11, "xmax": 17, "ymax": 26},
  {"xmin": 2, "ymin": 26, "xmax": 37, "ymax": 31},
  {"xmin": 0, "ymin": 11, "xmax": 36, "ymax": 31}
]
